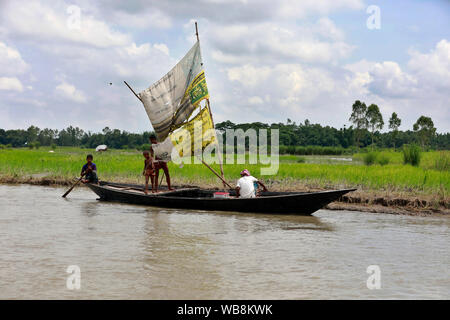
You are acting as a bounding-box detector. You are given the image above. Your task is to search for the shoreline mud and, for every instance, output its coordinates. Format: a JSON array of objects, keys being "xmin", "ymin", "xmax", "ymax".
[{"xmin": 1, "ymin": 176, "xmax": 448, "ymax": 216}]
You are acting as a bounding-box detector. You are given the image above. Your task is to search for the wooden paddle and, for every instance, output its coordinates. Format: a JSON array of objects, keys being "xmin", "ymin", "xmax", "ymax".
[{"xmin": 62, "ymin": 173, "xmax": 85, "ymax": 198}]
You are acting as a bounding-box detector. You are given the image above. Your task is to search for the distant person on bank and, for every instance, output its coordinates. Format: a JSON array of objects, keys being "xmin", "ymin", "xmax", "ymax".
[
  {"xmin": 81, "ymin": 154, "xmax": 98, "ymax": 183},
  {"xmin": 149, "ymin": 134, "xmax": 173, "ymax": 191},
  {"xmin": 236, "ymin": 169, "xmax": 267, "ymax": 198}
]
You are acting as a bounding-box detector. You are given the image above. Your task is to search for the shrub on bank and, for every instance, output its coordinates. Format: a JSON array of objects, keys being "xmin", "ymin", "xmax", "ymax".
[
  {"xmin": 434, "ymin": 152, "xmax": 449, "ymax": 171},
  {"xmin": 403, "ymin": 144, "xmax": 421, "ymax": 166},
  {"xmin": 363, "ymin": 152, "xmax": 377, "ymax": 165},
  {"xmin": 377, "ymin": 154, "xmax": 390, "ymax": 166}
]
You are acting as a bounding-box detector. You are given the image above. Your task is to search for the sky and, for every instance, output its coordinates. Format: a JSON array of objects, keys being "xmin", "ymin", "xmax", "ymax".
[{"xmin": 0, "ymin": 0, "xmax": 449, "ymax": 133}]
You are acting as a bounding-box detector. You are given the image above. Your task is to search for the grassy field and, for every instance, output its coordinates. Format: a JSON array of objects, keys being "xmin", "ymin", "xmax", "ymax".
[{"xmin": 0, "ymin": 147, "xmax": 448, "ymax": 198}]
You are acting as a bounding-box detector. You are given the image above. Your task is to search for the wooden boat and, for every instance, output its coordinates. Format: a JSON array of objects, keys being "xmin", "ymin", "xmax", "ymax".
[
  {"xmin": 85, "ymin": 25, "xmax": 357, "ymax": 216},
  {"xmin": 86, "ymin": 181, "xmax": 356, "ymax": 215}
]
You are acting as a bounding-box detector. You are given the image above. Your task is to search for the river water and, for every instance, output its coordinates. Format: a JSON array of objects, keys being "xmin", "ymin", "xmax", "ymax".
[{"xmin": 0, "ymin": 184, "xmax": 448, "ymax": 299}]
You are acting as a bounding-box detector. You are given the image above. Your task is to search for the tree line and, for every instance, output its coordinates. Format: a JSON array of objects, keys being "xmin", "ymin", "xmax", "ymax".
[
  {"xmin": 0, "ymin": 126, "xmax": 154, "ymax": 149},
  {"xmin": 0, "ymin": 100, "xmax": 448, "ymax": 150}
]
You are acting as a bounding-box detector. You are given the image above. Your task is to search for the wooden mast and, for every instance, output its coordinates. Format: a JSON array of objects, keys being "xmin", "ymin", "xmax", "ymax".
[
  {"xmin": 195, "ymin": 21, "xmax": 226, "ymax": 187},
  {"xmin": 195, "ymin": 21, "xmax": 199, "ymax": 42}
]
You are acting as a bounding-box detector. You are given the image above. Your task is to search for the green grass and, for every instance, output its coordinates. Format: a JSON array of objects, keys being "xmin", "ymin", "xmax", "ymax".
[
  {"xmin": 353, "ymin": 150, "xmax": 446, "ymax": 169},
  {"xmin": 0, "ymin": 147, "xmax": 448, "ymax": 195}
]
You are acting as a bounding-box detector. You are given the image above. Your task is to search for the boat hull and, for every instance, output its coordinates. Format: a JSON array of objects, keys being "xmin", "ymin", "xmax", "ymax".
[{"xmin": 86, "ymin": 182, "xmax": 355, "ymax": 215}]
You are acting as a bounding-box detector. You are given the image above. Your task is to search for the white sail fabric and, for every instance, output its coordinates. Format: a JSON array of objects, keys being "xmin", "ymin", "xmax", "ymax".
[
  {"xmin": 139, "ymin": 41, "xmax": 209, "ymax": 141},
  {"xmin": 151, "ymin": 137, "xmax": 174, "ymax": 162}
]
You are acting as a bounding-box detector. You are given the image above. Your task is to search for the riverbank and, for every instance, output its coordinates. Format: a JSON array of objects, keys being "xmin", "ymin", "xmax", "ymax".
[
  {"xmin": 1, "ymin": 174, "xmax": 448, "ymax": 216},
  {"xmin": 1, "ymin": 147, "xmax": 448, "ymax": 216}
]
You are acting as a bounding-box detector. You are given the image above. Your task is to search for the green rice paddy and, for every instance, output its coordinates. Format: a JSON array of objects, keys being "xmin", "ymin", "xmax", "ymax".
[{"xmin": 0, "ymin": 147, "xmax": 448, "ymax": 195}]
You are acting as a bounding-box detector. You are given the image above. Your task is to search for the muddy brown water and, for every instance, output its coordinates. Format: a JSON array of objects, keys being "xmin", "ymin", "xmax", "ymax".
[{"xmin": 0, "ymin": 185, "xmax": 448, "ymax": 299}]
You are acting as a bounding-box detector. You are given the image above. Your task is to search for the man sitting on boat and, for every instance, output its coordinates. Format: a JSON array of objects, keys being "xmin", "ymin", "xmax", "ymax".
[
  {"xmin": 149, "ymin": 134, "xmax": 174, "ymax": 191},
  {"xmin": 236, "ymin": 169, "xmax": 267, "ymax": 198},
  {"xmin": 81, "ymin": 154, "xmax": 98, "ymax": 183}
]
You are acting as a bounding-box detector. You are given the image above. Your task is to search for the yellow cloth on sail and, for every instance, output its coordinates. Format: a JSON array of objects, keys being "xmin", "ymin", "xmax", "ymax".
[{"xmin": 170, "ymin": 107, "xmax": 215, "ymax": 157}]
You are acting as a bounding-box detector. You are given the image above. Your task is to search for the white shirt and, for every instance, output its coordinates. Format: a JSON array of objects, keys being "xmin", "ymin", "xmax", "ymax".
[{"xmin": 236, "ymin": 176, "xmax": 258, "ymax": 198}]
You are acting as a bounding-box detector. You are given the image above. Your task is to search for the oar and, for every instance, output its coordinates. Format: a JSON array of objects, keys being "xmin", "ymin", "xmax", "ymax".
[
  {"xmin": 201, "ymin": 160, "xmax": 233, "ymax": 189},
  {"xmin": 62, "ymin": 173, "xmax": 85, "ymax": 198}
]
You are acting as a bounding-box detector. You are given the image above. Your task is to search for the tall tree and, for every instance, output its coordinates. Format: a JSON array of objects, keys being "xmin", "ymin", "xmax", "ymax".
[
  {"xmin": 349, "ymin": 100, "xmax": 368, "ymax": 148},
  {"xmin": 413, "ymin": 116, "xmax": 436, "ymax": 148},
  {"xmin": 388, "ymin": 112, "xmax": 401, "ymax": 150},
  {"xmin": 366, "ymin": 104, "xmax": 384, "ymax": 147},
  {"xmin": 26, "ymin": 125, "xmax": 40, "ymax": 143}
]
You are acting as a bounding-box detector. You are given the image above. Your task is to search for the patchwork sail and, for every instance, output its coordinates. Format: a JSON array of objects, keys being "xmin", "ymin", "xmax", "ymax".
[
  {"xmin": 125, "ymin": 23, "xmax": 226, "ymax": 186},
  {"xmin": 138, "ymin": 41, "xmax": 209, "ymax": 141}
]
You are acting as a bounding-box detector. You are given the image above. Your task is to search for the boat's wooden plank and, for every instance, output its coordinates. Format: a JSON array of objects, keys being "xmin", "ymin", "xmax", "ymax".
[{"xmin": 104, "ymin": 185, "xmax": 199, "ymax": 196}]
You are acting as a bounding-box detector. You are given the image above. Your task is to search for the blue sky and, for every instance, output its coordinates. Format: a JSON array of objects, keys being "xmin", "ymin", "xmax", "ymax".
[{"xmin": 0, "ymin": 0, "xmax": 449, "ymax": 133}]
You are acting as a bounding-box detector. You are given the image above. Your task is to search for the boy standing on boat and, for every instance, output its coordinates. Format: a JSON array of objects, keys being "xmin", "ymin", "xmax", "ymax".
[
  {"xmin": 149, "ymin": 134, "xmax": 174, "ymax": 191},
  {"xmin": 81, "ymin": 154, "xmax": 98, "ymax": 183},
  {"xmin": 236, "ymin": 169, "xmax": 267, "ymax": 198},
  {"xmin": 142, "ymin": 151, "xmax": 156, "ymax": 194}
]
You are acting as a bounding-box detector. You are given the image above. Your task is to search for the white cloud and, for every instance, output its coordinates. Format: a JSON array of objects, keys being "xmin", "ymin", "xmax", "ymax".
[
  {"xmin": 408, "ymin": 39, "xmax": 450, "ymax": 89},
  {"xmin": 214, "ymin": 35, "xmax": 450, "ymax": 132},
  {"xmin": 55, "ymin": 82, "xmax": 87, "ymax": 103},
  {"xmin": 205, "ymin": 20, "xmax": 354, "ymax": 65},
  {"xmin": 0, "ymin": 77, "xmax": 24, "ymax": 92},
  {"xmin": 227, "ymin": 65, "xmax": 272, "ymax": 87},
  {"xmin": 106, "ymin": 8, "xmax": 172, "ymax": 29},
  {"xmin": 315, "ymin": 17, "xmax": 345, "ymax": 41},
  {"xmin": 1, "ymin": 0, "xmax": 130, "ymax": 48},
  {"xmin": 276, "ymin": 0, "xmax": 364, "ymax": 18},
  {"xmin": 368, "ymin": 61, "xmax": 418, "ymax": 98},
  {"xmin": 248, "ymin": 96, "xmax": 264, "ymax": 105},
  {"xmin": 123, "ymin": 0, "xmax": 364, "ymax": 23},
  {"xmin": 0, "ymin": 42, "xmax": 29, "ymax": 76},
  {"xmin": 153, "ymin": 43, "xmax": 170, "ymax": 55}
]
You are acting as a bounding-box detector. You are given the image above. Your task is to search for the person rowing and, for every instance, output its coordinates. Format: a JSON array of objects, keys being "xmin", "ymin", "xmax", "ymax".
[
  {"xmin": 81, "ymin": 154, "xmax": 98, "ymax": 184},
  {"xmin": 235, "ymin": 169, "xmax": 267, "ymax": 198}
]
